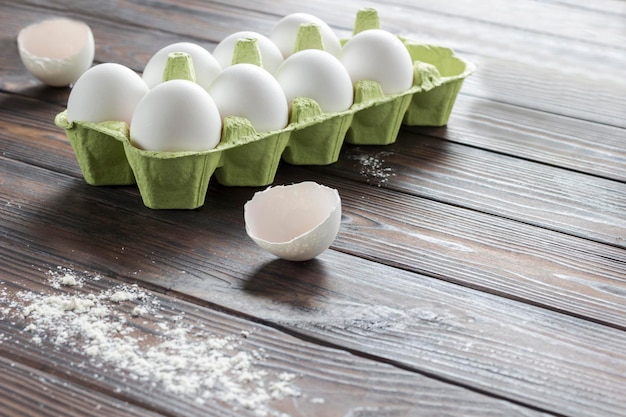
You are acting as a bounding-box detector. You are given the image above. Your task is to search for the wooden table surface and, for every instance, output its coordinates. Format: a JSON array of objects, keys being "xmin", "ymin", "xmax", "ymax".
[{"xmin": 2, "ymin": 1, "xmax": 625, "ymax": 416}]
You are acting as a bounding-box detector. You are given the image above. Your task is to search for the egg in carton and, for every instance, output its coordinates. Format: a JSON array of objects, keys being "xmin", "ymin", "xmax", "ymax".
[{"xmin": 54, "ymin": 7, "xmax": 474, "ymax": 209}]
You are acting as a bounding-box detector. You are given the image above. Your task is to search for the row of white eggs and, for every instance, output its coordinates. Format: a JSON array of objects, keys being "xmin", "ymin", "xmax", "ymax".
[{"xmin": 66, "ymin": 13, "xmax": 415, "ymax": 153}]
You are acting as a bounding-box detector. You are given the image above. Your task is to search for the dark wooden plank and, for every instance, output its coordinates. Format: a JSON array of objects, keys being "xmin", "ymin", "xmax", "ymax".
[
  {"xmin": 0, "ymin": 95, "xmax": 78, "ymax": 178},
  {"xmin": 3, "ymin": 85, "xmax": 625, "ymax": 251},
  {"xmin": 0, "ymin": 261, "xmax": 550, "ymax": 417},
  {"xmin": 3, "ymin": 1, "xmax": 625, "ymax": 185},
  {"xmin": 1, "ymin": 157, "xmax": 625, "ymax": 417},
  {"xmin": 3, "ymin": 2, "xmax": 626, "ymax": 417},
  {"xmin": 324, "ymin": 135, "xmax": 626, "ymax": 248},
  {"xmin": 0, "ymin": 357, "xmax": 167, "ymax": 417},
  {"xmin": 9, "ymin": 0, "xmax": 626, "ymax": 127},
  {"xmin": 11, "ymin": 0, "xmax": 280, "ymax": 49},
  {"xmin": 3, "ymin": 95, "xmax": 625, "ymax": 324},
  {"xmin": 416, "ymin": 94, "xmax": 626, "ymax": 182},
  {"xmin": 217, "ymin": 0, "xmax": 626, "ymax": 127},
  {"xmin": 0, "ymin": 2, "xmax": 213, "ymax": 101}
]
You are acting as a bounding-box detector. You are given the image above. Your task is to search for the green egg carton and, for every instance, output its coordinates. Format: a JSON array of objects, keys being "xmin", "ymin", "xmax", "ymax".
[
  {"xmin": 55, "ymin": 113, "xmax": 134, "ymax": 186},
  {"xmin": 54, "ymin": 7, "xmax": 473, "ymax": 209}
]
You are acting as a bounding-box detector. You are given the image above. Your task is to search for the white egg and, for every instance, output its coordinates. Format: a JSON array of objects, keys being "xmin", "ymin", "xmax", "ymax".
[
  {"xmin": 244, "ymin": 181, "xmax": 342, "ymax": 261},
  {"xmin": 208, "ymin": 63, "xmax": 288, "ymax": 132},
  {"xmin": 142, "ymin": 42, "xmax": 221, "ymax": 90},
  {"xmin": 130, "ymin": 79, "xmax": 222, "ymax": 152},
  {"xmin": 17, "ymin": 18, "xmax": 95, "ymax": 87},
  {"xmin": 212, "ymin": 31, "xmax": 284, "ymax": 74},
  {"xmin": 275, "ymin": 49, "xmax": 353, "ymax": 113},
  {"xmin": 67, "ymin": 63, "xmax": 149, "ymax": 125},
  {"xmin": 269, "ymin": 13, "xmax": 342, "ymax": 58},
  {"xmin": 340, "ymin": 29, "xmax": 414, "ymax": 95}
]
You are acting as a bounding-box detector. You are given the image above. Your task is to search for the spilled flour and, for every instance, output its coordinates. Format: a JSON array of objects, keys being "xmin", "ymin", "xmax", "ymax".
[
  {"xmin": 349, "ymin": 149, "xmax": 395, "ymax": 186},
  {"xmin": 0, "ymin": 267, "xmax": 300, "ymax": 417}
]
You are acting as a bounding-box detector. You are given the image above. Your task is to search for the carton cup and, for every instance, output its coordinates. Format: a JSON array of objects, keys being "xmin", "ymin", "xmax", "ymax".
[
  {"xmin": 123, "ymin": 143, "xmax": 221, "ymax": 209},
  {"xmin": 282, "ymin": 97, "xmax": 354, "ymax": 165},
  {"xmin": 401, "ymin": 40, "xmax": 475, "ymax": 126},
  {"xmin": 54, "ymin": 112, "xmax": 135, "ymax": 186},
  {"xmin": 214, "ymin": 117, "xmax": 292, "ymax": 186}
]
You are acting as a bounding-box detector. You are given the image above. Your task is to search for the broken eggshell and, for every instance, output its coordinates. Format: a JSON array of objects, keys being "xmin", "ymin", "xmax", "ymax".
[
  {"xmin": 244, "ymin": 182, "xmax": 341, "ymax": 261},
  {"xmin": 17, "ymin": 18, "xmax": 95, "ymax": 87}
]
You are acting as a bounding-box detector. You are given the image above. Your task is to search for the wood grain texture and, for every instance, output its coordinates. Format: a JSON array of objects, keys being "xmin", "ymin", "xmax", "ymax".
[
  {"xmin": 1, "ymin": 157, "xmax": 625, "ymax": 417},
  {"xmin": 327, "ymin": 136, "xmax": 626, "ymax": 248},
  {"xmin": 1, "ymin": 0, "xmax": 625, "ymax": 416},
  {"xmin": 7, "ymin": 0, "xmax": 626, "ymax": 126},
  {"xmin": 0, "ymin": 358, "xmax": 167, "ymax": 417},
  {"xmin": 0, "ymin": 259, "xmax": 551, "ymax": 417},
  {"xmin": 422, "ymin": 95, "xmax": 626, "ymax": 182},
  {"xmin": 4, "ymin": 91, "xmax": 625, "ymax": 250},
  {"xmin": 3, "ymin": 99, "xmax": 625, "ymax": 328}
]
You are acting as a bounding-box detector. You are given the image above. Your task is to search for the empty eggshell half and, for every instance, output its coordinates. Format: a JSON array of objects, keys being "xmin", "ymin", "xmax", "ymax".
[
  {"xmin": 17, "ymin": 18, "xmax": 95, "ymax": 87},
  {"xmin": 244, "ymin": 182, "xmax": 341, "ymax": 261}
]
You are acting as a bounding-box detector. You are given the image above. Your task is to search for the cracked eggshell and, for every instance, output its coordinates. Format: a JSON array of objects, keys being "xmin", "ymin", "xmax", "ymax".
[
  {"xmin": 67, "ymin": 63, "xmax": 149, "ymax": 125},
  {"xmin": 244, "ymin": 182, "xmax": 341, "ymax": 261},
  {"xmin": 208, "ymin": 63, "xmax": 288, "ymax": 133},
  {"xmin": 269, "ymin": 13, "xmax": 342, "ymax": 58},
  {"xmin": 17, "ymin": 18, "xmax": 95, "ymax": 87},
  {"xmin": 142, "ymin": 42, "xmax": 221, "ymax": 90},
  {"xmin": 213, "ymin": 31, "xmax": 284, "ymax": 74},
  {"xmin": 130, "ymin": 79, "xmax": 222, "ymax": 152},
  {"xmin": 341, "ymin": 29, "xmax": 414, "ymax": 95},
  {"xmin": 275, "ymin": 49, "xmax": 353, "ymax": 113}
]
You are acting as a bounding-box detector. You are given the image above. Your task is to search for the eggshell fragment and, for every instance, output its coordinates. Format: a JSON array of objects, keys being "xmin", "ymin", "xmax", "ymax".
[
  {"xmin": 130, "ymin": 79, "xmax": 222, "ymax": 152},
  {"xmin": 341, "ymin": 29, "xmax": 414, "ymax": 95},
  {"xmin": 213, "ymin": 31, "xmax": 284, "ymax": 74},
  {"xmin": 142, "ymin": 42, "xmax": 221, "ymax": 90},
  {"xmin": 17, "ymin": 18, "xmax": 95, "ymax": 87},
  {"xmin": 269, "ymin": 13, "xmax": 342, "ymax": 58},
  {"xmin": 67, "ymin": 63, "xmax": 149, "ymax": 125},
  {"xmin": 208, "ymin": 63, "xmax": 288, "ymax": 132},
  {"xmin": 244, "ymin": 182, "xmax": 341, "ymax": 261},
  {"xmin": 275, "ymin": 49, "xmax": 353, "ymax": 113}
]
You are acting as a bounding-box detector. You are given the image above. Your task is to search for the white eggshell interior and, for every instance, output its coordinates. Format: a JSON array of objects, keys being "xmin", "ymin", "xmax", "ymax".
[
  {"xmin": 142, "ymin": 42, "xmax": 222, "ymax": 91},
  {"xmin": 269, "ymin": 13, "xmax": 342, "ymax": 58},
  {"xmin": 275, "ymin": 49, "xmax": 354, "ymax": 113},
  {"xmin": 244, "ymin": 182, "xmax": 341, "ymax": 261},
  {"xmin": 208, "ymin": 63, "xmax": 288, "ymax": 132},
  {"xmin": 67, "ymin": 63, "xmax": 149, "ymax": 125},
  {"xmin": 340, "ymin": 29, "xmax": 414, "ymax": 95},
  {"xmin": 17, "ymin": 18, "xmax": 95, "ymax": 87},
  {"xmin": 212, "ymin": 31, "xmax": 284, "ymax": 74},
  {"xmin": 130, "ymin": 79, "xmax": 222, "ymax": 152}
]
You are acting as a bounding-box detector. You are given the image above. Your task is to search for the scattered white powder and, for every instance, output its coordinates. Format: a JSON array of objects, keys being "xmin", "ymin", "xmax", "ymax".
[
  {"xmin": 0, "ymin": 268, "xmax": 302, "ymax": 416},
  {"xmin": 349, "ymin": 149, "xmax": 395, "ymax": 186},
  {"xmin": 47, "ymin": 266, "xmax": 87, "ymax": 289}
]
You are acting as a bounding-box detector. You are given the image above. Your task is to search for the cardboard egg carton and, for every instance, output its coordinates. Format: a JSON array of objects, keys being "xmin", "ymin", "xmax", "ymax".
[{"xmin": 55, "ymin": 8, "xmax": 474, "ymax": 209}]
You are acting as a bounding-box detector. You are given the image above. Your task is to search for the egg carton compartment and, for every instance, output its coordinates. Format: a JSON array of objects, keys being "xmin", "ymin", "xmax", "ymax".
[{"xmin": 55, "ymin": 8, "xmax": 474, "ymax": 209}]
